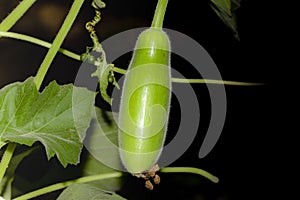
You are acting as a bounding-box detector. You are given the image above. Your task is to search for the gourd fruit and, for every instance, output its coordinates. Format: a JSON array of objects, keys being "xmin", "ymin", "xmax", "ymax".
[{"xmin": 118, "ymin": 0, "xmax": 171, "ymax": 173}]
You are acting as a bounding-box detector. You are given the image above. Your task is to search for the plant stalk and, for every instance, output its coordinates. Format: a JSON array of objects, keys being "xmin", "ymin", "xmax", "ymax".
[
  {"xmin": 172, "ymin": 78, "xmax": 265, "ymax": 85},
  {"xmin": 0, "ymin": 0, "xmax": 36, "ymax": 34},
  {"xmin": 0, "ymin": 143, "xmax": 17, "ymax": 183},
  {"xmin": 160, "ymin": 167, "xmax": 219, "ymax": 183},
  {"xmin": 34, "ymin": 0, "xmax": 85, "ymax": 90},
  {"xmin": 151, "ymin": 0, "xmax": 169, "ymax": 29},
  {"xmin": 0, "ymin": 31, "xmax": 80, "ymax": 61},
  {"xmin": 0, "ymin": 32, "xmax": 264, "ymax": 86},
  {"xmin": 12, "ymin": 172, "xmax": 123, "ymax": 200}
]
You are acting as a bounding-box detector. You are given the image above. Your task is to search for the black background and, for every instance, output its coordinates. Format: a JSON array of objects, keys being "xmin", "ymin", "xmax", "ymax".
[{"xmin": 0, "ymin": 0, "xmax": 277, "ymax": 199}]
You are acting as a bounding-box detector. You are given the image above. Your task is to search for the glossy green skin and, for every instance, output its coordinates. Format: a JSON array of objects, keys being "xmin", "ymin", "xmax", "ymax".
[{"xmin": 118, "ymin": 28, "xmax": 171, "ymax": 173}]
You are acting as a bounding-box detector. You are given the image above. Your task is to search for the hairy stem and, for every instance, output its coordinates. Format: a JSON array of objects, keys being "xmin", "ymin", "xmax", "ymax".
[
  {"xmin": 151, "ymin": 0, "xmax": 169, "ymax": 29},
  {"xmin": 34, "ymin": 0, "xmax": 85, "ymax": 90},
  {"xmin": 160, "ymin": 167, "xmax": 219, "ymax": 183},
  {"xmin": 172, "ymin": 78, "xmax": 265, "ymax": 85},
  {"xmin": 12, "ymin": 172, "xmax": 123, "ymax": 200},
  {"xmin": 0, "ymin": 31, "xmax": 80, "ymax": 60},
  {"xmin": 0, "ymin": 32, "xmax": 264, "ymax": 86}
]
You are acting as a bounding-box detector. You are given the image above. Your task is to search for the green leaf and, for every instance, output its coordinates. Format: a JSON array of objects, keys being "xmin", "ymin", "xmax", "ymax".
[
  {"xmin": 84, "ymin": 44, "xmax": 119, "ymax": 106},
  {"xmin": 92, "ymin": 62, "xmax": 113, "ymax": 105},
  {"xmin": 210, "ymin": 0, "xmax": 232, "ymax": 16},
  {"xmin": 210, "ymin": 0, "xmax": 241, "ymax": 39},
  {"xmin": 83, "ymin": 107, "xmax": 122, "ymax": 191},
  {"xmin": 0, "ymin": 147, "xmax": 36, "ymax": 199},
  {"xmin": 0, "ymin": 77, "xmax": 95, "ymax": 167},
  {"xmin": 57, "ymin": 183, "xmax": 126, "ymax": 200}
]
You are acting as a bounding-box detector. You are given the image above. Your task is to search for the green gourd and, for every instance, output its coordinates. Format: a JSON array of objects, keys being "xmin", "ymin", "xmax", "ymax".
[{"xmin": 118, "ymin": 0, "xmax": 171, "ymax": 173}]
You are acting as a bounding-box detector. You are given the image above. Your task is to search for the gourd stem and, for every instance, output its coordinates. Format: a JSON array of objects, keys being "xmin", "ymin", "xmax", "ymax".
[{"xmin": 151, "ymin": 0, "xmax": 169, "ymax": 29}]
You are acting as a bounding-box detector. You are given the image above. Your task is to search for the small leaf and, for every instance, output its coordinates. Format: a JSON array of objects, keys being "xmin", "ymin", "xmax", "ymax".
[
  {"xmin": 0, "ymin": 77, "xmax": 95, "ymax": 167},
  {"xmin": 92, "ymin": 63, "xmax": 113, "ymax": 105},
  {"xmin": 210, "ymin": 0, "xmax": 241, "ymax": 39},
  {"xmin": 81, "ymin": 44, "xmax": 119, "ymax": 105},
  {"xmin": 210, "ymin": 0, "xmax": 232, "ymax": 16},
  {"xmin": 57, "ymin": 183, "xmax": 126, "ymax": 200},
  {"xmin": 89, "ymin": 44, "xmax": 118, "ymax": 105}
]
